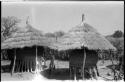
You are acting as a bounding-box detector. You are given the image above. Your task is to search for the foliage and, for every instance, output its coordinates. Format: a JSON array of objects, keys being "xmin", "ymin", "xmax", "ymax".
[
  {"xmin": 44, "ymin": 31, "xmax": 65, "ymax": 38},
  {"xmin": 106, "ymin": 30, "xmax": 124, "ymax": 56},
  {"xmin": 106, "ymin": 35, "xmax": 124, "ymax": 57},
  {"xmin": 44, "ymin": 33, "xmax": 55, "ymax": 37},
  {"xmin": 44, "ymin": 31, "xmax": 66, "ymax": 60},
  {"xmin": 112, "ymin": 30, "xmax": 124, "ymax": 38},
  {"xmin": 53, "ymin": 31, "xmax": 65, "ymax": 37},
  {"xmin": 105, "ymin": 32, "xmax": 124, "ymax": 80},
  {"xmin": 1, "ymin": 16, "xmax": 21, "ymax": 41},
  {"xmin": 1, "ymin": 16, "xmax": 21, "ymax": 60}
]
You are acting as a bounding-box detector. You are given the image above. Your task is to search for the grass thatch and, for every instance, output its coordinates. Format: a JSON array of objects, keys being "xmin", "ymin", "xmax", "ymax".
[
  {"xmin": 1, "ymin": 24, "xmax": 55, "ymax": 49},
  {"xmin": 50, "ymin": 22, "xmax": 116, "ymax": 51}
]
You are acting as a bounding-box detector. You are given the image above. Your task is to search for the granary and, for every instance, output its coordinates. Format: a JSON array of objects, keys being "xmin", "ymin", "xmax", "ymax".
[
  {"xmin": 50, "ymin": 14, "xmax": 116, "ymax": 80},
  {"xmin": 1, "ymin": 18, "xmax": 55, "ymax": 75}
]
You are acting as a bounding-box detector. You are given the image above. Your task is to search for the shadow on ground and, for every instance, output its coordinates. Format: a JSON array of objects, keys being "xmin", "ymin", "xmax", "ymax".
[
  {"xmin": 40, "ymin": 68, "xmax": 91, "ymax": 80},
  {"xmin": 41, "ymin": 68, "xmax": 70, "ymax": 80}
]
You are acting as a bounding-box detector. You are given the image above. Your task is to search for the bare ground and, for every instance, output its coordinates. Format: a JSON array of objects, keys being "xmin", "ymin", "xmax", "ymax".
[{"xmin": 1, "ymin": 60, "xmax": 121, "ymax": 81}]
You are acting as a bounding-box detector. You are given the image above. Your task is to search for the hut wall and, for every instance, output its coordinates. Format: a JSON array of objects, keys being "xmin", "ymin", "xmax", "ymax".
[
  {"xmin": 70, "ymin": 49, "xmax": 84, "ymax": 67},
  {"xmin": 37, "ymin": 46, "xmax": 44, "ymax": 57},
  {"xmin": 69, "ymin": 49, "xmax": 98, "ymax": 68},
  {"xmin": 16, "ymin": 47, "xmax": 36, "ymax": 59},
  {"xmin": 7, "ymin": 49, "xmax": 14, "ymax": 60},
  {"xmin": 14, "ymin": 46, "xmax": 44, "ymax": 72},
  {"xmin": 85, "ymin": 50, "xmax": 98, "ymax": 68}
]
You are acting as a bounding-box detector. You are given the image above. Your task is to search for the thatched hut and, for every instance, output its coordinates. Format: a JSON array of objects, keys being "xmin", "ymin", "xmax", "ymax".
[
  {"xmin": 1, "ymin": 22, "xmax": 55, "ymax": 74},
  {"xmin": 50, "ymin": 14, "xmax": 116, "ymax": 79}
]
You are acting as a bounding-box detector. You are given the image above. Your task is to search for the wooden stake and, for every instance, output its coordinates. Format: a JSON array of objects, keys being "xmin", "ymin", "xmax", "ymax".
[
  {"xmin": 35, "ymin": 46, "xmax": 38, "ymax": 73},
  {"xmin": 110, "ymin": 50, "xmax": 116, "ymax": 80},
  {"xmin": 11, "ymin": 49, "xmax": 16, "ymax": 76},
  {"xmin": 82, "ymin": 14, "xmax": 85, "ymax": 22},
  {"xmin": 17, "ymin": 60, "xmax": 20, "ymax": 72},
  {"xmin": 93, "ymin": 67, "xmax": 98, "ymax": 79},
  {"xmin": 21, "ymin": 60, "xmax": 24, "ymax": 72},
  {"xmin": 74, "ymin": 67, "xmax": 76, "ymax": 80},
  {"xmin": 89, "ymin": 68, "xmax": 93, "ymax": 79},
  {"xmin": 70, "ymin": 66, "xmax": 72, "ymax": 79},
  {"xmin": 82, "ymin": 48, "xmax": 86, "ymax": 80}
]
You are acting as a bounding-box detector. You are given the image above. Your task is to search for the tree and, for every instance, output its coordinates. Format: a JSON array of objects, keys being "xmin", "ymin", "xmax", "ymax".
[
  {"xmin": 44, "ymin": 33, "xmax": 55, "ymax": 37},
  {"xmin": 1, "ymin": 16, "xmax": 21, "ymax": 60},
  {"xmin": 1, "ymin": 16, "xmax": 21, "ymax": 40},
  {"xmin": 44, "ymin": 31, "xmax": 65, "ymax": 38},
  {"xmin": 112, "ymin": 30, "xmax": 124, "ymax": 38},
  {"xmin": 54, "ymin": 31, "xmax": 65, "ymax": 37}
]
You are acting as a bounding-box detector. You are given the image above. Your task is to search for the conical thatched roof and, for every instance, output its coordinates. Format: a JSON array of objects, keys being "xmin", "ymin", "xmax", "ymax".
[
  {"xmin": 50, "ymin": 22, "xmax": 116, "ymax": 51},
  {"xmin": 1, "ymin": 24, "xmax": 55, "ymax": 49}
]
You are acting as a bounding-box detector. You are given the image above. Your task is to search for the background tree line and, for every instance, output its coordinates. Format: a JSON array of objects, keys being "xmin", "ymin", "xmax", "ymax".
[{"xmin": 106, "ymin": 30, "xmax": 124, "ymax": 58}]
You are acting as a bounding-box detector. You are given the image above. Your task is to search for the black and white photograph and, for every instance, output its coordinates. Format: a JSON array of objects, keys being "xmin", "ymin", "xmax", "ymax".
[{"xmin": 1, "ymin": 1, "xmax": 124, "ymax": 82}]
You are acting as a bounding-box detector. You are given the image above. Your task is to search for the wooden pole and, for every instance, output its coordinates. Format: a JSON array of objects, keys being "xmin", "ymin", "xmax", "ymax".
[
  {"xmin": 44, "ymin": 47, "xmax": 46, "ymax": 66},
  {"xmin": 17, "ymin": 60, "xmax": 21, "ymax": 72},
  {"xmin": 110, "ymin": 49, "xmax": 116, "ymax": 80},
  {"xmin": 21, "ymin": 60, "xmax": 24, "ymax": 72},
  {"xmin": 74, "ymin": 67, "xmax": 76, "ymax": 80},
  {"xmin": 35, "ymin": 46, "xmax": 38, "ymax": 73},
  {"xmin": 11, "ymin": 49, "xmax": 16, "ymax": 76},
  {"xmin": 82, "ymin": 14, "xmax": 85, "ymax": 22},
  {"xmin": 82, "ymin": 47, "xmax": 86, "ymax": 80},
  {"xmin": 70, "ymin": 66, "xmax": 72, "ymax": 79}
]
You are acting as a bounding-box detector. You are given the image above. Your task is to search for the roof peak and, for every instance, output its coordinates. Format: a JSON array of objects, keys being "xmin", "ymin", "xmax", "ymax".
[
  {"xmin": 82, "ymin": 14, "xmax": 85, "ymax": 22},
  {"xmin": 80, "ymin": 21, "xmax": 85, "ymax": 26},
  {"xmin": 26, "ymin": 16, "xmax": 30, "ymax": 25},
  {"xmin": 81, "ymin": 14, "xmax": 86, "ymax": 25},
  {"xmin": 69, "ymin": 23, "xmax": 98, "ymax": 34}
]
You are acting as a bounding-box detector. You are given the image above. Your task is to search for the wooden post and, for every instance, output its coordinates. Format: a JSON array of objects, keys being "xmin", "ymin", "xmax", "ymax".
[
  {"xmin": 110, "ymin": 49, "xmax": 116, "ymax": 80},
  {"xmin": 24, "ymin": 60, "xmax": 27, "ymax": 72},
  {"xmin": 74, "ymin": 67, "xmax": 76, "ymax": 80},
  {"xmin": 93, "ymin": 67, "xmax": 98, "ymax": 79},
  {"xmin": 89, "ymin": 68, "xmax": 93, "ymax": 79},
  {"xmin": 70, "ymin": 66, "xmax": 72, "ymax": 80},
  {"xmin": 82, "ymin": 48, "xmax": 86, "ymax": 80},
  {"xmin": 35, "ymin": 46, "xmax": 38, "ymax": 73},
  {"xmin": 21, "ymin": 60, "xmax": 24, "ymax": 72},
  {"xmin": 11, "ymin": 49, "xmax": 16, "ymax": 76},
  {"xmin": 44, "ymin": 47, "xmax": 47, "ymax": 66},
  {"xmin": 17, "ymin": 60, "xmax": 21, "ymax": 72},
  {"xmin": 82, "ymin": 14, "xmax": 85, "ymax": 22}
]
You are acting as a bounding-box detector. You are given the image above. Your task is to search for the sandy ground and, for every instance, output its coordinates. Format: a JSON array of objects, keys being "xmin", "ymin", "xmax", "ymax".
[
  {"xmin": 1, "ymin": 72, "xmax": 34, "ymax": 81},
  {"xmin": 1, "ymin": 60, "xmax": 123, "ymax": 81}
]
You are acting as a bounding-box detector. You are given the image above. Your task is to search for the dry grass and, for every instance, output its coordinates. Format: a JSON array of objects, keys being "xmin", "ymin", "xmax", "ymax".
[
  {"xmin": 51, "ymin": 23, "xmax": 116, "ymax": 51},
  {"xmin": 1, "ymin": 24, "xmax": 56, "ymax": 49}
]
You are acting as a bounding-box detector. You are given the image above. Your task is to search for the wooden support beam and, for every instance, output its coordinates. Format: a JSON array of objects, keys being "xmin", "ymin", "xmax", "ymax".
[
  {"xmin": 74, "ymin": 67, "xmax": 76, "ymax": 80},
  {"xmin": 93, "ymin": 67, "xmax": 98, "ymax": 79},
  {"xmin": 17, "ymin": 60, "xmax": 21, "ymax": 72},
  {"xmin": 82, "ymin": 48, "xmax": 86, "ymax": 80},
  {"xmin": 89, "ymin": 68, "xmax": 93, "ymax": 79},
  {"xmin": 35, "ymin": 46, "xmax": 38, "ymax": 73},
  {"xmin": 70, "ymin": 66, "xmax": 72, "ymax": 80},
  {"xmin": 11, "ymin": 49, "xmax": 16, "ymax": 76},
  {"xmin": 21, "ymin": 60, "xmax": 24, "ymax": 72},
  {"xmin": 110, "ymin": 50, "xmax": 116, "ymax": 80}
]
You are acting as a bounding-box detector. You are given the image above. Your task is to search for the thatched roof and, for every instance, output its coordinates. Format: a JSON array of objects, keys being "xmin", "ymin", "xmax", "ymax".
[
  {"xmin": 1, "ymin": 24, "xmax": 55, "ymax": 49},
  {"xmin": 50, "ymin": 22, "xmax": 116, "ymax": 51}
]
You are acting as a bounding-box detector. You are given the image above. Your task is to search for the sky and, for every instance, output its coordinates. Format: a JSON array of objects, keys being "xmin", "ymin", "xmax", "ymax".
[{"xmin": 2, "ymin": 1, "xmax": 124, "ymax": 35}]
